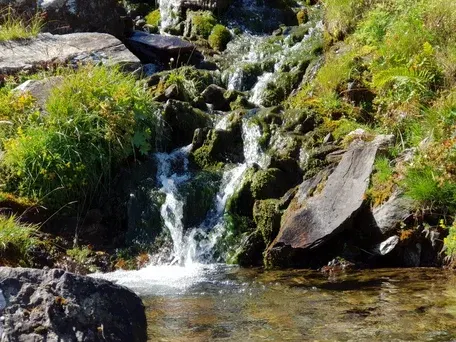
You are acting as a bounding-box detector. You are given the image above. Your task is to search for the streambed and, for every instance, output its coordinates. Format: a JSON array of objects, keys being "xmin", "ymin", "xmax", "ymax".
[{"xmin": 102, "ymin": 266, "xmax": 456, "ymax": 341}]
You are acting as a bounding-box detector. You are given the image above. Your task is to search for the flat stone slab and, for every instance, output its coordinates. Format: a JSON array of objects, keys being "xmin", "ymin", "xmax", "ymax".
[
  {"xmin": 126, "ymin": 31, "xmax": 201, "ymax": 65},
  {"xmin": 0, "ymin": 32, "xmax": 140, "ymax": 74},
  {"xmin": 269, "ymin": 135, "xmax": 392, "ymax": 253}
]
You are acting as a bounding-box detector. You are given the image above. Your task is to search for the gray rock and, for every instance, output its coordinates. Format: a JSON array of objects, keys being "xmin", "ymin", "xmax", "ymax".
[
  {"xmin": 266, "ymin": 136, "xmax": 390, "ymax": 263},
  {"xmin": 373, "ymin": 191, "xmax": 414, "ymax": 236},
  {"xmin": 14, "ymin": 76, "xmax": 64, "ymax": 108},
  {"xmin": 0, "ymin": 267, "xmax": 147, "ymax": 342},
  {"xmin": 0, "ymin": 32, "xmax": 140, "ymax": 75}
]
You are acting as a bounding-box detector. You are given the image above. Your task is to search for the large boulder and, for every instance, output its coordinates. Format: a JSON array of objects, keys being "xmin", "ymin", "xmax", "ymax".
[
  {"xmin": 0, "ymin": 267, "xmax": 147, "ymax": 342},
  {"xmin": 126, "ymin": 31, "xmax": 202, "ymax": 66},
  {"xmin": 0, "ymin": 0, "xmax": 126, "ymax": 37},
  {"xmin": 265, "ymin": 135, "xmax": 392, "ymax": 267},
  {"xmin": 0, "ymin": 32, "xmax": 140, "ymax": 75}
]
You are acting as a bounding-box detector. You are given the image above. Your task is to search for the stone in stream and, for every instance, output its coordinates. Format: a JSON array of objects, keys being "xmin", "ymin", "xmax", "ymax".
[
  {"xmin": 265, "ymin": 135, "xmax": 394, "ymax": 267},
  {"xmin": 0, "ymin": 267, "xmax": 147, "ymax": 342},
  {"xmin": 0, "ymin": 33, "xmax": 140, "ymax": 75},
  {"xmin": 125, "ymin": 31, "xmax": 202, "ymax": 66},
  {"xmin": 0, "ymin": 0, "xmax": 126, "ymax": 37},
  {"xmin": 373, "ymin": 191, "xmax": 414, "ymax": 236}
]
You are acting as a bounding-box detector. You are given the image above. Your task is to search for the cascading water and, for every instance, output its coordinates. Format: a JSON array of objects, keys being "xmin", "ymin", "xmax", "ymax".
[
  {"xmin": 93, "ymin": 119, "xmax": 268, "ymax": 293},
  {"xmin": 158, "ymin": 0, "xmax": 181, "ymax": 33}
]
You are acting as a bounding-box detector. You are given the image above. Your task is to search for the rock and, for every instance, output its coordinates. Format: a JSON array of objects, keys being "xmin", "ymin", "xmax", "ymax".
[
  {"xmin": 191, "ymin": 112, "xmax": 244, "ymax": 168},
  {"xmin": 202, "ymin": 84, "xmax": 229, "ymax": 111},
  {"xmin": 14, "ymin": 76, "xmax": 64, "ymax": 108},
  {"xmin": 373, "ymin": 191, "xmax": 414, "ymax": 236},
  {"xmin": 373, "ymin": 235, "xmax": 400, "ymax": 256},
  {"xmin": 231, "ymin": 231, "xmax": 265, "ymax": 267},
  {"xmin": 1, "ymin": 0, "xmax": 126, "ymax": 37},
  {"xmin": 162, "ymin": 99, "xmax": 212, "ymax": 149},
  {"xmin": 0, "ymin": 267, "xmax": 147, "ymax": 342},
  {"xmin": 250, "ymin": 168, "xmax": 291, "ymax": 200},
  {"xmin": 266, "ymin": 136, "xmax": 390, "ymax": 267},
  {"xmin": 126, "ymin": 31, "xmax": 202, "ymax": 66},
  {"xmin": 0, "ymin": 33, "xmax": 140, "ymax": 75},
  {"xmin": 253, "ymin": 199, "xmax": 281, "ymax": 246}
]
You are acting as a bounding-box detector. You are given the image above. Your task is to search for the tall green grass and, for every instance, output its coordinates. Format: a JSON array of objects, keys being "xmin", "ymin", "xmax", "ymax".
[
  {"xmin": 0, "ymin": 65, "xmax": 158, "ymax": 209},
  {"xmin": 0, "ymin": 7, "xmax": 43, "ymax": 42}
]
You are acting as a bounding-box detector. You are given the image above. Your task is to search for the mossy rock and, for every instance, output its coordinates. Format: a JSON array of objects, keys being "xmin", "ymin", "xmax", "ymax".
[
  {"xmin": 179, "ymin": 170, "xmax": 221, "ymax": 228},
  {"xmin": 191, "ymin": 112, "xmax": 244, "ymax": 168},
  {"xmin": 226, "ymin": 167, "xmax": 257, "ymax": 218},
  {"xmin": 251, "ymin": 168, "xmax": 291, "ymax": 200},
  {"xmin": 186, "ymin": 11, "xmax": 217, "ymax": 39},
  {"xmin": 296, "ymin": 9, "xmax": 308, "ymax": 25},
  {"xmin": 208, "ymin": 25, "xmax": 232, "ymax": 51},
  {"xmin": 253, "ymin": 199, "xmax": 281, "ymax": 246},
  {"xmin": 162, "ymin": 99, "xmax": 212, "ymax": 150},
  {"xmin": 229, "ymin": 230, "xmax": 265, "ymax": 266},
  {"xmin": 282, "ymin": 108, "xmax": 320, "ymax": 133},
  {"xmin": 126, "ymin": 189, "xmax": 165, "ymax": 249}
]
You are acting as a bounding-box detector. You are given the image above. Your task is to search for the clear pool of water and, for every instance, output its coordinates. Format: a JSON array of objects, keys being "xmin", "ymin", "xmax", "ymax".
[{"xmin": 102, "ymin": 265, "xmax": 456, "ymax": 341}]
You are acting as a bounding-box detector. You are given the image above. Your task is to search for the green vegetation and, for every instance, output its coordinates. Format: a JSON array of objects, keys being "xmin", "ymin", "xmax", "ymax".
[
  {"xmin": 208, "ymin": 25, "xmax": 231, "ymax": 51},
  {"xmin": 145, "ymin": 9, "xmax": 161, "ymax": 32},
  {"xmin": 0, "ymin": 7, "xmax": 43, "ymax": 42},
  {"xmin": 0, "ymin": 215, "xmax": 42, "ymax": 266},
  {"xmin": 189, "ymin": 11, "xmax": 216, "ymax": 39},
  {"xmin": 0, "ymin": 65, "xmax": 158, "ymax": 209}
]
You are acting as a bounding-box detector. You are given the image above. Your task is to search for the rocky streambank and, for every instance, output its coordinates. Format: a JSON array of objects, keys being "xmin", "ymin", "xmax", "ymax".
[{"xmin": 0, "ymin": 0, "xmax": 454, "ymax": 293}]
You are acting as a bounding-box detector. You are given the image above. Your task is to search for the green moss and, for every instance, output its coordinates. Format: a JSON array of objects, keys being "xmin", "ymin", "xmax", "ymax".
[
  {"xmin": 251, "ymin": 168, "xmax": 287, "ymax": 200},
  {"xmin": 145, "ymin": 9, "xmax": 161, "ymax": 30},
  {"xmin": 208, "ymin": 24, "xmax": 231, "ymax": 51},
  {"xmin": 189, "ymin": 11, "xmax": 216, "ymax": 39},
  {"xmin": 296, "ymin": 9, "xmax": 308, "ymax": 25},
  {"xmin": 179, "ymin": 171, "xmax": 221, "ymax": 227},
  {"xmin": 253, "ymin": 199, "xmax": 281, "ymax": 245}
]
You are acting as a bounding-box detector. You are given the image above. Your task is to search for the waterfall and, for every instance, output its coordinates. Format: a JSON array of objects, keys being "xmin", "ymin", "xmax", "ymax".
[
  {"xmin": 154, "ymin": 145, "xmax": 192, "ymax": 265},
  {"xmin": 158, "ymin": 0, "xmax": 182, "ymax": 33},
  {"xmin": 149, "ymin": 118, "xmax": 267, "ymax": 266}
]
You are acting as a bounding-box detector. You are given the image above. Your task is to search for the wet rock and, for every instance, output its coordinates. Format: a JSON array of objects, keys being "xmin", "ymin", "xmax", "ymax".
[
  {"xmin": 1, "ymin": 0, "xmax": 125, "ymax": 37},
  {"xmin": 373, "ymin": 235, "xmax": 400, "ymax": 256},
  {"xmin": 250, "ymin": 168, "xmax": 291, "ymax": 200},
  {"xmin": 373, "ymin": 191, "xmax": 414, "ymax": 236},
  {"xmin": 266, "ymin": 136, "xmax": 391, "ymax": 267},
  {"xmin": 181, "ymin": 0, "xmax": 232, "ymax": 11},
  {"xmin": 253, "ymin": 199, "xmax": 281, "ymax": 246},
  {"xmin": 191, "ymin": 112, "xmax": 244, "ymax": 168},
  {"xmin": 202, "ymin": 84, "xmax": 229, "ymax": 111},
  {"xmin": 126, "ymin": 31, "xmax": 202, "ymax": 66},
  {"xmin": 0, "ymin": 267, "xmax": 147, "ymax": 342},
  {"xmin": 231, "ymin": 231, "xmax": 265, "ymax": 267},
  {"xmin": 0, "ymin": 33, "xmax": 140, "ymax": 75},
  {"xmin": 162, "ymin": 99, "xmax": 212, "ymax": 149}
]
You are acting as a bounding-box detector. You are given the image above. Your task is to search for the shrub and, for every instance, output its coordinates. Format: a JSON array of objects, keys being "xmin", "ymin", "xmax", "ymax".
[
  {"xmin": 208, "ymin": 25, "xmax": 231, "ymax": 51},
  {"xmin": 1, "ymin": 65, "xmax": 158, "ymax": 209},
  {"xmin": 0, "ymin": 7, "xmax": 43, "ymax": 42}
]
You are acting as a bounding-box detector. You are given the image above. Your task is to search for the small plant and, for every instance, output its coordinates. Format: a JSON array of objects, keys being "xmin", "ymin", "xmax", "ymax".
[
  {"xmin": 145, "ymin": 9, "xmax": 161, "ymax": 31},
  {"xmin": 0, "ymin": 214, "xmax": 41, "ymax": 265},
  {"xmin": 66, "ymin": 245, "xmax": 92, "ymax": 264},
  {"xmin": 0, "ymin": 7, "xmax": 43, "ymax": 42},
  {"xmin": 208, "ymin": 25, "xmax": 231, "ymax": 51}
]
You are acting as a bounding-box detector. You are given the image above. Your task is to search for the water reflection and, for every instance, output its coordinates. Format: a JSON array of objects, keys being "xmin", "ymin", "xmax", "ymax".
[{"xmin": 144, "ymin": 268, "xmax": 456, "ymax": 341}]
